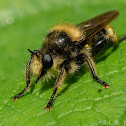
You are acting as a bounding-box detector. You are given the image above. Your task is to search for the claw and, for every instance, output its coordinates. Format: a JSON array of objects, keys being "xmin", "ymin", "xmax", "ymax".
[
  {"xmin": 44, "ymin": 106, "xmax": 51, "ymax": 111},
  {"xmin": 13, "ymin": 98, "xmax": 18, "ymax": 102},
  {"xmin": 104, "ymin": 85, "xmax": 110, "ymax": 89},
  {"xmin": 13, "ymin": 94, "xmax": 19, "ymax": 102}
]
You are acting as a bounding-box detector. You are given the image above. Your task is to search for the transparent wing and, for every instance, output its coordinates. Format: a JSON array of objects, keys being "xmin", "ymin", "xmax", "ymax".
[{"xmin": 77, "ymin": 10, "xmax": 119, "ymax": 40}]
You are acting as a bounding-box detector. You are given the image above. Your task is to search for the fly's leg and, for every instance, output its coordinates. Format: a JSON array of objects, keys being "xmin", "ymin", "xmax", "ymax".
[
  {"xmin": 84, "ymin": 53, "xmax": 110, "ymax": 88},
  {"xmin": 13, "ymin": 58, "xmax": 32, "ymax": 101},
  {"xmin": 44, "ymin": 67, "xmax": 66, "ymax": 111}
]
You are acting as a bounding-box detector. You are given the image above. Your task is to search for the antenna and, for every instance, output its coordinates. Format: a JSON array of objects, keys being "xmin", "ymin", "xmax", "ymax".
[{"xmin": 28, "ymin": 49, "xmax": 33, "ymax": 54}]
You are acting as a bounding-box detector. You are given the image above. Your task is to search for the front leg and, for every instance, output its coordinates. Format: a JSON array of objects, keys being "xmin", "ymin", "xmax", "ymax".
[
  {"xmin": 13, "ymin": 60, "xmax": 46, "ymax": 101},
  {"xmin": 34, "ymin": 68, "xmax": 46, "ymax": 84},
  {"xmin": 13, "ymin": 58, "xmax": 32, "ymax": 101},
  {"xmin": 44, "ymin": 67, "xmax": 66, "ymax": 111}
]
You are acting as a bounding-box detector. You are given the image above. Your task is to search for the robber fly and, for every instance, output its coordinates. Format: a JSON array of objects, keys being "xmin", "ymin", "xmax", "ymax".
[{"xmin": 13, "ymin": 10, "xmax": 126, "ymax": 111}]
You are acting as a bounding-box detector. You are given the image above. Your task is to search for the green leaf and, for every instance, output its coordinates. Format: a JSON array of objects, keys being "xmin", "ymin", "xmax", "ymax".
[{"xmin": 0, "ymin": 0, "xmax": 126, "ymax": 126}]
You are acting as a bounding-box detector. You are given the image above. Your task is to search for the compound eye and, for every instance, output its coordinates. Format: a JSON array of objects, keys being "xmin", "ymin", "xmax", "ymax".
[{"xmin": 43, "ymin": 54, "xmax": 53, "ymax": 69}]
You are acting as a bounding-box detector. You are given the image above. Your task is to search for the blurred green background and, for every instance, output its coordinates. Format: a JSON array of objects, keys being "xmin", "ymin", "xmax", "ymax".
[{"xmin": 0, "ymin": 0, "xmax": 126, "ymax": 126}]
